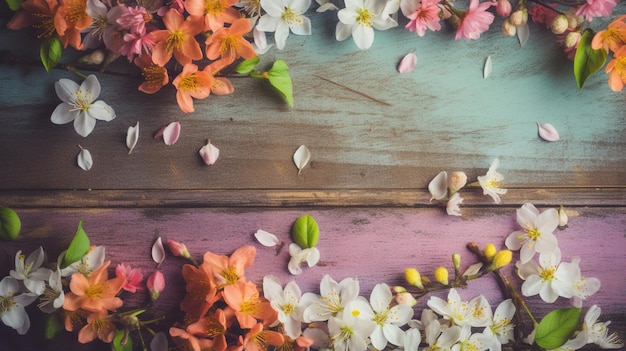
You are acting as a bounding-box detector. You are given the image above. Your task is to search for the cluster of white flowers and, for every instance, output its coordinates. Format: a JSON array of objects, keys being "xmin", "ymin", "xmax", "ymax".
[{"xmin": 505, "ymin": 203, "xmax": 623, "ymax": 350}]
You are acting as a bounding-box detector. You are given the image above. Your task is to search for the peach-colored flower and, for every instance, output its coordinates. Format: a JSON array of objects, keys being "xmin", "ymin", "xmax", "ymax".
[
  {"xmin": 241, "ymin": 323, "xmax": 285, "ymax": 351},
  {"xmin": 172, "ymin": 63, "xmax": 214, "ymax": 113},
  {"xmin": 170, "ymin": 327, "xmax": 215, "ymax": 351},
  {"xmin": 605, "ymin": 46, "xmax": 626, "ymax": 92},
  {"xmin": 63, "ymin": 260, "xmax": 125, "ymax": 313},
  {"xmin": 204, "ymin": 61, "xmax": 235, "ymax": 96},
  {"xmin": 54, "ymin": 0, "xmax": 92, "ymax": 49},
  {"xmin": 134, "ymin": 54, "xmax": 170, "ymax": 94},
  {"xmin": 151, "ymin": 9, "xmax": 204, "ymax": 67},
  {"xmin": 63, "ymin": 309, "xmax": 88, "ymax": 332},
  {"xmin": 7, "ymin": 0, "xmax": 59, "ymax": 37},
  {"xmin": 223, "ymin": 281, "xmax": 278, "ymax": 329},
  {"xmin": 205, "ymin": 18, "xmax": 257, "ymax": 65},
  {"xmin": 186, "ymin": 309, "xmax": 228, "ymax": 351},
  {"xmin": 203, "ymin": 246, "xmax": 256, "ymax": 288},
  {"xmin": 185, "ymin": 0, "xmax": 240, "ymax": 32},
  {"xmin": 592, "ymin": 15, "xmax": 626, "ymax": 53},
  {"xmin": 180, "ymin": 262, "xmax": 219, "ymax": 318},
  {"xmin": 78, "ymin": 311, "xmax": 116, "ymax": 343},
  {"xmin": 455, "ymin": 0, "xmax": 494, "ymax": 40}
]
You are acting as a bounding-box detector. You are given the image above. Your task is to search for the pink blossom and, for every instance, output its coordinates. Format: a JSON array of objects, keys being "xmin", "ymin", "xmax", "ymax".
[
  {"xmin": 576, "ymin": 0, "xmax": 618, "ymax": 22},
  {"xmin": 402, "ymin": 0, "xmax": 442, "ymax": 37},
  {"xmin": 120, "ymin": 29, "xmax": 156, "ymax": 61},
  {"xmin": 495, "ymin": 0, "xmax": 511, "ymax": 17},
  {"xmin": 166, "ymin": 239, "xmax": 191, "ymax": 258},
  {"xmin": 528, "ymin": 3, "xmax": 558, "ymax": 29},
  {"xmin": 147, "ymin": 271, "xmax": 166, "ymax": 302},
  {"xmin": 455, "ymin": 0, "xmax": 495, "ymax": 40},
  {"xmin": 117, "ymin": 5, "xmax": 150, "ymax": 33},
  {"xmin": 115, "ymin": 263, "xmax": 144, "ymax": 293}
]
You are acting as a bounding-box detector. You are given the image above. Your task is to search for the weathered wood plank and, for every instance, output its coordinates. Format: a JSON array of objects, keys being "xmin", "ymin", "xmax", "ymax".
[{"xmin": 0, "ymin": 207, "xmax": 624, "ymax": 350}]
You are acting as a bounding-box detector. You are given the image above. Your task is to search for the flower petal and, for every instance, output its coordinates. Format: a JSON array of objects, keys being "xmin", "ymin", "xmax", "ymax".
[
  {"xmin": 73, "ymin": 114, "xmax": 96, "ymax": 137},
  {"xmin": 77, "ymin": 146, "xmax": 93, "ymax": 171},
  {"xmin": 254, "ymin": 230, "xmax": 281, "ymax": 247},
  {"xmin": 483, "ymin": 55, "xmax": 492, "ymax": 78},
  {"xmin": 87, "ymin": 101, "xmax": 116, "ymax": 121},
  {"xmin": 151, "ymin": 237, "xmax": 165, "ymax": 266},
  {"xmin": 55, "ymin": 79, "xmax": 79, "ymax": 102},
  {"xmin": 81, "ymin": 75, "xmax": 101, "ymax": 103},
  {"xmin": 293, "ymin": 145, "xmax": 311, "ymax": 175},
  {"xmin": 398, "ymin": 51, "xmax": 417, "ymax": 74},
  {"xmin": 199, "ymin": 139, "xmax": 220, "ymax": 165},
  {"xmin": 126, "ymin": 122, "xmax": 139, "ymax": 154},
  {"xmin": 537, "ymin": 123, "xmax": 560, "ymax": 141},
  {"xmin": 51, "ymin": 104, "xmax": 78, "ymax": 124},
  {"xmin": 428, "ymin": 171, "xmax": 448, "ymax": 201},
  {"xmin": 159, "ymin": 122, "xmax": 181, "ymax": 145}
]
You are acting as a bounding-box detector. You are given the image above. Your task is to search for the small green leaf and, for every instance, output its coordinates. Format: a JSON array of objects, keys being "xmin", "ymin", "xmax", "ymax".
[
  {"xmin": 267, "ymin": 59, "xmax": 294, "ymax": 107},
  {"xmin": 234, "ymin": 56, "xmax": 260, "ymax": 74},
  {"xmin": 112, "ymin": 329, "xmax": 133, "ymax": 351},
  {"xmin": 43, "ymin": 313, "xmax": 62, "ymax": 340},
  {"xmin": 40, "ymin": 37, "xmax": 62, "ymax": 73},
  {"xmin": 573, "ymin": 29, "xmax": 607, "ymax": 90},
  {"xmin": 0, "ymin": 207, "xmax": 21, "ymax": 240},
  {"xmin": 291, "ymin": 214, "xmax": 319, "ymax": 249},
  {"xmin": 6, "ymin": 0, "xmax": 24, "ymax": 10},
  {"xmin": 535, "ymin": 307, "xmax": 582, "ymax": 349},
  {"xmin": 62, "ymin": 220, "xmax": 90, "ymax": 268}
]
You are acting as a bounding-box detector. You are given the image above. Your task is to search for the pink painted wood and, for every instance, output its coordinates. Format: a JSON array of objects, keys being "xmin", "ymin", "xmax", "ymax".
[{"xmin": 0, "ymin": 207, "xmax": 624, "ymax": 350}]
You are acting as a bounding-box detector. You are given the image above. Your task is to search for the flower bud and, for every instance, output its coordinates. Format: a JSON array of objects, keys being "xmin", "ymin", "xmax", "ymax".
[
  {"xmin": 564, "ymin": 31, "xmax": 581, "ymax": 49},
  {"xmin": 404, "ymin": 268, "xmax": 424, "ymax": 289},
  {"xmin": 167, "ymin": 239, "xmax": 191, "ymax": 259},
  {"xmin": 79, "ymin": 50, "xmax": 105, "ymax": 65},
  {"xmin": 395, "ymin": 291, "xmax": 418, "ymax": 306},
  {"xmin": 558, "ymin": 205, "xmax": 568, "ymax": 227},
  {"xmin": 509, "ymin": 9, "xmax": 527, "ymax": 26},
  {"xmin": 483, "ymin": 243, "xmax": 497, "ymax": 260},
  {"xmin": 392, "ymin": 285, "xmax": 407, "ymax": 293},
  {"xmin": 491, "ymin": 249, "xmax": 513, "ymax": 270},
  {"xmin": 147, "ymin": 271, "xmax": 165, "ymax": 302},
  {"xmin": 502, "ymin": 19, "xmax": 517, "ymax": 36},
  {"xmin": 434, "ymin": 267, "xmax": 449, "ymax": 285},
  {"xmin": 447, "ymin": 172, "xmax": 467, "ymax": 193},
  {"xmin": 565, "ymin": 11, "xmax": 582, "ymax": 28},
  {"xmin": 496, "ymin": 0, "xmax": 512, "ymax": 17},
  {"xmin": 551, "ymin": 15, "xmax": 568, "ymax": 34},
  {"xmin": 452, "ymin": 253, "xmax": 461, "ymax": 271}
]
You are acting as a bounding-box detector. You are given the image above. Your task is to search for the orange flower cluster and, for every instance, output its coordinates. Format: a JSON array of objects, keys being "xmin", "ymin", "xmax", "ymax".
[
  {"xmin": 173, "ymin": 245, "xmax": 286, "ymax": 351},
  {"xmin": 592, "ymin": 15, "xmax": 626, "ymax": 91}
]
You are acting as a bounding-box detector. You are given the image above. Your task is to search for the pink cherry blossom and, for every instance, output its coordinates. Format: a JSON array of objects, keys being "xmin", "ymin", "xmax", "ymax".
[
  {"xmin": 576, "ymin": 0, "xmax": 618, "ymax": 22},
  {"xmin": 402, "ymin": 0, "xmax": 442, "ymax": 37},
  {"xmin": 455, "ymin": 0, "xmax": 495, "ymax": 40},
  {"xmin": 115, "ymin": 263, "xmax": 144, "ymax": 293}
]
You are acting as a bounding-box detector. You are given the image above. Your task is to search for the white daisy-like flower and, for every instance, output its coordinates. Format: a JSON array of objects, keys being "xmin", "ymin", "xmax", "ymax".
[
  {"xmin": 256, "ymin": 0, "xmax": 312, "ymax": 50},
  {"xmin": 51, "ymin": 74, "xmax": 116, "ymax": 137},
  {"xmin": 505, "ymin": 203, "xmax": 560, "ymax": 264},
  {"xmin": 301, "ymin": 275, "xmax": 360, "ymax": 322},
  {"xmin": 335, "ymin": 0, "xmax": 398, "ymax": 49},
  {"xmin": 365, "ymin": 283, "xmax": 414, "ymax": 349},
  {"xmin": 263, "ymin": 275, "xmax": 306, "ymax": 339},
  {"xmin": 328, "ymin": 299, "xmax": 377, "ymax": 351},
  {"xmin": 0, "ymin": 276, "xmax": 38, "ymax": 335},
  {"xmin": 477, "ymin": 158, "xmax": 507, "ymax": 204},
  {"xmin": 9, "ymin": 246, "xmax": 53, "ymax": 295}
]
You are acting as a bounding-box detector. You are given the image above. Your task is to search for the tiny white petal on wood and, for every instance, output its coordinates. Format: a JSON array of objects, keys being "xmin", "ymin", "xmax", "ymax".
[
  {"xmin": 398, "ymin": 52, "xmax": 417, "ymax": 74},
  {"xmin": 293, "ymin": 145, "xmax": 311, "ymax": 175},
  {"xmin": 77, "ymin": 145, "xmax": 93, "ymax": 171},
  {"xmin": 428, "ymin": 171, "xmax": 448, "ymax": 201},
  {"xmin": 151, "ymin": 237, "xmax": 165, "ymax": 266},
  {"xmin": 254, "ymin": 230, "xmax": 281, "ymax": 247},
  {"xmin": 517, "ymin": 24, "xmax": 530, "ymax": 47},
  {"xmin": 483, "ymin": 55, "xmax": 492, "ymax": 79},
  {"xmin": 155, "ymin": 122, "xmax": 181, "ymax": 145},
  {"xmin": 463, "ymin": 262, "xmax": 483, "ymax": 276},
  {"xmin": 126, "ymin": 122, "xmax": 139, "ymax": 154},
  {"xmin": 199, "ymin": 139, "xmax": 220, "ymax": 165},
  {"xmin": 538, "ymin": 123, "xmax": 560, "ymax": 141}
]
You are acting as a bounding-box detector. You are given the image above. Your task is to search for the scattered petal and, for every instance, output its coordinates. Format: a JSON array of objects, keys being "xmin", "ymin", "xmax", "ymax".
[
  {"xmin": 463, "ymin": 262, "xmax": 483, "ymax": 276},
  {"xmin": 317, "ymin": 2, "xmax": 339, "ymax": 11},
  {"xmin": 199, "ymin": 139, "xmax": 220, "ymax": 165},
  {"xmin": 126, "ymin": 122, "xmax": 139, "ymax": 154},
  {"xmin": 293, "ymin": 145, "xmax": 311, "ymax": 175},
  {"xmin": 483, "ymin": 55, "xmax": 492, "ymax": 78},
  {"xmin": 254, "ymin": 230, "xmax": 281, "ymax": 247},
  {"xmin": 428, "ymin": 171, "xmax": 448, "ymax": 201},
  {"xmin": 155, "ymin": 122, "xmax": 181, "ymax": 145},
  {"xmin": 517, "ymin": 23, "xmax": 529, "ymax": 47},
  {"xmin": 151, "ymin": 237, "xmax": 165, "ymax": 266},
  {"xmin": 398, "ymin": 51, "xmax": 417, "ymax": 74},
  {"xmin": 537, "ymin": 123, "xmax": 560, "ymax": 141},
  {"xmin": 77, "ymin": 145, "xmax": 93, "ymax": 171}
]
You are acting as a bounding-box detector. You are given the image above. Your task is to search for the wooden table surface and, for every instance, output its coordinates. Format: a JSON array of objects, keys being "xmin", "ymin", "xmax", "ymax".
[{"xmin": 0, "ymin": 1, "xmax": 625, "ymax": 350}]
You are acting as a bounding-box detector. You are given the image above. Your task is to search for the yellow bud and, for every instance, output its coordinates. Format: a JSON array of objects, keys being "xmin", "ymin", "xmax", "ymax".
[
  {"xmin": 484, "ymin": 243, "xmax": 497, "ymax": 260},
  {"xmin": 452, "ymin": 253, "xmax": 461, "ymax": 270},
  {"xmin": 392, "ymin": 286, "xmax": 407, "ymax": 293},
  {"xmin": 405, "ymin": 268, "xmax": 424, "ymax": 289},
  {"xmin": 434, "ymin": 267, "xmax": 449, "ymax": 285},
  {"xmin": 492, "ymin": 249, "xmax": 513, "ymax": 269}
]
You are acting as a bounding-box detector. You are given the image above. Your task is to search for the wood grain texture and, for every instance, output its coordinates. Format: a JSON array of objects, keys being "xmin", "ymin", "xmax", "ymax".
[
  {"xmin": 0, "ymin": 207, "xmax": 624, "ymax": 350},
  {"xmin": 1, "ymin": 7, "xmax": 625, "ymax": 192}
]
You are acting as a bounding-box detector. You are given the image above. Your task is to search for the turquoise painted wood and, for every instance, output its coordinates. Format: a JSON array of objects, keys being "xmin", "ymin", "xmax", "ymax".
[
  {"xmin": 1, "ymin": 5, "xmax": 625, "ymax": 191},
  {"xmin": 0, "ymin": 207, "xmax": 624, "ymax": 350}
]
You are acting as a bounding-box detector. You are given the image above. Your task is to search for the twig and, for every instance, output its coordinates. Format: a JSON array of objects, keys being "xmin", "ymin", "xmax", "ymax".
[{"xmin": 314, "ymin": 74, "xmax": 392, "ymax": 106}]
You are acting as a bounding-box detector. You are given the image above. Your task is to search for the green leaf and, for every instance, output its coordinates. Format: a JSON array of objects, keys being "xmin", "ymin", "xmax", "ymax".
[
  {"xmin": 62, "ymin": 220, "xmax": 90, "ymax": 268},
  {"xmin": 535, "ymin": 307, "xmax": 582, "ymax": 349},
  {"xmin": 267, "ymin": 59, "xmax": 294, "ymax": 107},
  {"xmin": 0, "ymin": 207, "xmax": 21, "ymax": 240},
  {"xmin": 291, "ymin": 214, "xmax": 319, "ymax": 249},
  {"xmin": 40, "ymin": 37, "xmax": 62, "ymax": 73},
  {"xmin": 234, "ymin": 56, "xmax": 260, "ymax": 74},
  {"xmin": 6, "ymin": 0, "xmax": 24, "ymax": 11},
  {"xmin": 43, "ymin": 313, "xmax": 62, "ymax": 340},
  {"xmin": 573, "ymin": 29, "xmax": 607, "ymax": 90},
  {"xmin": 112, "ymin": 329, "xmax": 133, "ymax": 351}
]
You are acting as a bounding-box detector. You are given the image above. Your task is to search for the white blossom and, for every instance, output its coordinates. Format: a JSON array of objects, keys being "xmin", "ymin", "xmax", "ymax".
[
  {"xmin": 505, "ymin": 203, "xmax": 560, "ymax": 264},
  {"xmin": 256, "ymin": 0, "xmax": 312, "ymax": 50},
  {"xmin": 335, "ymin": 0, "xmax": 398, "ymax": 49},
  {"xmin": 9, "ymin": 247, "xmax": 52, "ymax": 295},
  {"xmin": 0, "ymin": 276, "xmax": 38, "ymax": 335}
]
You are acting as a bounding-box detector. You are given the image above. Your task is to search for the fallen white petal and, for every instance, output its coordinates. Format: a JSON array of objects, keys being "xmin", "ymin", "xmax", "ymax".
[
  {"xmin": 398, "ymin": 51, "xmax": 417, "ymax": 74},
  {"xmin": 254, "ymin": 230, "xmax": 281, "ymax": 247},
  {"xmin": 537, "ymin": 123, "xmax": 560, "ymax": 141},
  {"xmin": 126, "ymin": 122, "xmax": 139, "ymax": 154},
  {"xmin": 293, "ymin": 145, "xmax": 311, "ymax": 175},
  {"xmin": 77, "ymin": 146, "xmax": 93, "ymax": 171},
  {"xmin": 517, "ymin": 23, "xmax": 529, "ymax": 47},
  {"xmin": 199, "ymin": 139, "xmax": 220, "ymax": 165},
  {"xmin": 483, "ymin": 55, "xmax": 492, "ymax": 79},
  {"xmin": 317, "ymin": 2, "xmax": 339, "ymax": 11},
  {"xmin": 428, "ymin": 171, "xmax": 448, "ymax": 201},
  {"xmin": 151, "ymin": 237, "xmax": 165, "ymax": 266},
  {"xmin": 463, "ymin": 262, "xmax": 483, "ymax": 276}
]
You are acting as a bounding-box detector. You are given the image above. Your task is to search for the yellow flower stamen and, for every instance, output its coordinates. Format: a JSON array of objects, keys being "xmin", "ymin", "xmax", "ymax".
[
  {"xmin": 178, "ymin": 74, "xmax": 201, "ymax": 93},
  {"xmin": 539, "ymin": 267, "xmax": 556, "ymax": 281},
  {"xmin": 32, "ymin": 13, "xmax": 57, "ymax": 39},
  {"xmin": 220, "ymin": 267, "xmax": 240, "ymax": 285},
  {"xmin": 142, "ymin": 65, "xmax": 167, "ymax": 89},
  {"xmin": 204, "ymin": 317, "xmax": 225, "ymax": 336},
  {"xmin": 205, "ymin": 0, "xmax": 225, "ymax": 14},
  {"xmin": 613, "ymin": 56, "xmax": 626, "ymax": 82},
  {"xmin": 281, "ymin": 302, "xmax": 295, "ymax": 315},
  {"xmin": 220, "ymin": 35, "xmax": 239, "ymax": 59},
  {"xmin": 356, "ymin": 7, "xmax": 373, "ymax": 27},
  {"xmin": 281, "ymin": 7, "xmax": 304, "ymax": 27},
  {"xmin": 64, "ymin": 0, "xmax": 88, "ymax": 26},
  {"xmin": 166, "ymin": 31, "xmax": 185, "ymax": 54},
  {"xmin": 85, "ymin": 283, "xmax": 107, "ymax": 298}
]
